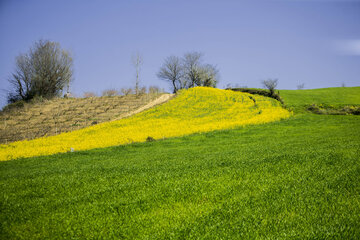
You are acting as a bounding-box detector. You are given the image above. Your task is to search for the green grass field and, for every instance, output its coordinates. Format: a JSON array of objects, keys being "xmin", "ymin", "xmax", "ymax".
[
  {"xmin": 1, "ymin": 87, "xmax": 360, "ymax": 239},
  {"xmin": 280, "ymin": 86, "xmax": 360, "ymax": 112}
]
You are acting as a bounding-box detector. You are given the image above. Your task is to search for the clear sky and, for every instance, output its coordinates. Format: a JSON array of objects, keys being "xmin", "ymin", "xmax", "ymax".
[{"xmin": 0, "ymin": 0, "xmax": 359, "ymax": 108}]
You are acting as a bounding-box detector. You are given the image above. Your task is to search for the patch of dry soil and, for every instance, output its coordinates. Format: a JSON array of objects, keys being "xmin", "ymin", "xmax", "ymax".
[{"xmin": 113, "ymin": 93, "xmax": 174, "ymax": 120}]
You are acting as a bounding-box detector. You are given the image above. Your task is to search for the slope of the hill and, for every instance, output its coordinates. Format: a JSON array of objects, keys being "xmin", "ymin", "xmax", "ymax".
[
  {"xmin": 0, "ymin": 87, "xmax": 291, "ymax": 161},
  {"xmin": 0, "ymin": 111, "xmax": 359, "ymax": 239},
  {"xmin": 280, "ymin": 86, "xmax": 360, "ymax": 111},
  {"xmin": 0, "ymin": 93, "xmax": 165, "ymax": 144}
]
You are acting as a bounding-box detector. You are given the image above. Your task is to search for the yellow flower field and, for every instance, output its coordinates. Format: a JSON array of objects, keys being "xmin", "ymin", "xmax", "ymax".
[{"xmin": 0, "ymin": 87, "xmax": 291, "ymax": 161}]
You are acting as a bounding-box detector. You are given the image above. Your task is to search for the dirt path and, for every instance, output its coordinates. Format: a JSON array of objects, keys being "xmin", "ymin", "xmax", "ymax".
[{"xmin": 113, "ymin": 93, "xmax": 174, "ymax": 120}]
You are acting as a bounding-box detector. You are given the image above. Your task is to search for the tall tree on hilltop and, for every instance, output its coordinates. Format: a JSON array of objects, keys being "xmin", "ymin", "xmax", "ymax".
[
  {"xmin": 157, "ymin": 56, "xmax": 184, "ymax": 93},
  {"xmin": 157, "ymin": 51, "xmax": 219, "ymax": 93},
  {"xmin": 7, "ymin": 40, "xmax": 73, "ymax": 103}
]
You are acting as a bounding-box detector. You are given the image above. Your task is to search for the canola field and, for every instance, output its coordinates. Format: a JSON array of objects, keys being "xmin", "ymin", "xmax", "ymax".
[{"xmin": 0, "ymin": 87, "xmax": 291, "ymax": 161}]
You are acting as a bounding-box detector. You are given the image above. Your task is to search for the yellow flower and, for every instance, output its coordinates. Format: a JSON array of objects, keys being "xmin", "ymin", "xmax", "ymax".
[{"xmin": 0, "ymin": 87, "xmax": 292, "ymax": 161}]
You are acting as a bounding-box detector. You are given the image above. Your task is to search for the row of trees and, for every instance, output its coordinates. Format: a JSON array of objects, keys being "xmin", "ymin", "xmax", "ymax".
[
  {"xmin": 157, "ymin": 52, "xmax": 219, "ymax": 93},
  {"xmin": 7, "ymin": 40, "xmax": 289, "ymax": 104},
  {"xmin": 7, "ymin": 40, "xmax": 219, "ymax": 103}
]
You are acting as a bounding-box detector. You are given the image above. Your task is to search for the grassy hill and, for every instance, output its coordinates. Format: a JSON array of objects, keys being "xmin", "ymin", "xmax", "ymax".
[
  {"xmin": 0, "ymin": 87, "xmax": 359, "ymax": 239},
  {"xmin": 0, "ymin": 87, "xmax": 290, "ymax": 161},
  {"xmin": 0, "ymin": 93, "xmax": 163, "ymax": 144},
  {"xmin": 280, "ymin": 86, "xmax": 360, "ymax": 111}
]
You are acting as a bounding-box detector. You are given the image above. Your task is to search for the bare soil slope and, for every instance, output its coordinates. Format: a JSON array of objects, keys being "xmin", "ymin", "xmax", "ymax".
[{"xmin": 0, "ymin": 93, "xmax": 172, "ymax": 144}]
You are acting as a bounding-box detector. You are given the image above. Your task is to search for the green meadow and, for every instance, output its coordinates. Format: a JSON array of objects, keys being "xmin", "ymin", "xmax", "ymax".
[
  {"xmin": 1, "ymin": 87, "xmax": 360, "ymax": 239},
  {"xmin": 280, "ymin": 87, "xmax": 360, "ymax": 112}
]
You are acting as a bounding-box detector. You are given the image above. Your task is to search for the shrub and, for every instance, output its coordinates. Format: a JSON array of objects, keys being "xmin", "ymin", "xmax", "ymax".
[
  {"xmin": 146, "ymin": 136, "xmax": 155, "ymax": 142},
  {"xmin": 1, "ymin": 100, "xmax": 26, "ymax": 112},
  {"xmin": 307, "ymin": 104, "xmax": 360, "ymax": 115},
  {"xmin": 102, "ymin": 89, "xmax": 118, "ymax": 97},
  {"xmin": 149, "ymin": 86, "xmax": 161, "ymax": 95},
  {"xmin": 120, "ymin": 88, "xmax": 133, "ymax": 96},
  {"xmin": 228, "ymin": 88, "xmax": 284, "ymax": 104},
  {"xmin": 83, "ymin": 92, "xmax": 97, "ymax": 98},
  {"xmin": 262, "ymin": 79, "xmax": 278, "ymax": 96},
  {"xmin": 138, "ymin": 87, "xmax": 147, "ymax": 95}
]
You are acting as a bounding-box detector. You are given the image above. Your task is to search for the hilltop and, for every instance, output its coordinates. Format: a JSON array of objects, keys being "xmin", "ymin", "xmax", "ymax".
[{"xmin": 0, "ymin": 87, "xmax": 290, "ymax": 160}]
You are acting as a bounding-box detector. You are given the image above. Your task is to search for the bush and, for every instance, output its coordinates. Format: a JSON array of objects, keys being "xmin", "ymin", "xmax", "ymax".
[
  {"xmin": 307, "ymin": 104, "xmax": 360, "ymax": 115},
  {"xmin": 262, "ymin": 79, "xmax": 278, "ymax": 96},
  {"xmin": 146, "ymin": 136, "xmax": 155, "ymax": 142},
  {"xmin": 228, "ymin": 88, "xmax": 284, "ymax": 104},
  {"xmin": 102, "ymin": 89, "xmax": 118, "ymax": 97},
  {"xmin": 138, "ymin": 87, "xmax": 147, "ymax": 95},
  {"xmin": 148, "ymin": 86, "xmax": 161, "ymax": 95},
  {"xmin": 120, "ymin": 88, "xmax": 133, "ymax": 96},
  {"xmin": 83, "ymin": 92, "xmax": 97, "ymax": 98},
  {"xmin": 1, "ymin": 100, "xmax": 26, "ymax": 112}
]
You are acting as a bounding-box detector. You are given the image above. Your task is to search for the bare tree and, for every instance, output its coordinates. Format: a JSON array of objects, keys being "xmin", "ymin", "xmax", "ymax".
[
  {"xmin": 157, "ymin": 51, "xmax": 219, "ymax": 93},
  {"xmin": 297, "ymin": 83, "xmax": 305, "ymax": 90},
  {"xmin": 7, "ymin": 40, "xmax": 73, "ymax": 103},
  {"xmin": 183, "ymin": 52, "xmax": 203, "ymax": 88},
  {"xmin": 102, "ymin": 89, "xmax": 118, "ymax": 96},
  {"xmin": 120, "ymin": 88, "xmax": 133, "ymax": 96},
  {"xmin": 157, "ymin": 56, "xmax": 183, "ymax": 93},
  {"xmin": 132, "ymin": 52, "xmax": 143, "ymax": 95},
  {"xmin": 262, "ymin": 79, "xmax": 278, "ymax": 96},
  {"xmin": 197, "ymin": 64, "xmax": 219, "ymax": 87}
]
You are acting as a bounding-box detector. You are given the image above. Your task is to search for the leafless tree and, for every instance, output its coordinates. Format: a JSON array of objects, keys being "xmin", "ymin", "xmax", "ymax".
[
  {"xmin": 83, "ymin": 92, "xmax": 97, "ymax": 98},
  {"xmin": 157, "ymin": 51, "xmax": 219, "ymax": 93},
  {"xmin": 297, "ymin": 83, "xmax": 305, "ymax": 90},
  {"xmin": 120, "ymin": 88, "xmax": 133, "ymax": 96},
  {"xmin": 148, "ymin": 85, "xmax": 161, "ymax": 94},
  {"xmin": 102, "ymin": 89, "xmax": 118, "ymax": 96},
  {"xmin": 7, "ymin": 40, "xmax": 73, "ymax": 103},
  {"xmin": 183, "ymin": 52, "xmax": 203, "ymax": 88},
  {"xmin": 157, "ymin": 56, "xmax": 183, "ymax": 93},
  {"xmin": 197, "ymin": 64, "xmax": 219, "ymax": 87},
  {"xmin": 262, "ymin": 79, "xmax": 278, "ymax": 96},
  {"xmin": 132, "ymin": 52, "xmax": 143, "ymax": 95}
]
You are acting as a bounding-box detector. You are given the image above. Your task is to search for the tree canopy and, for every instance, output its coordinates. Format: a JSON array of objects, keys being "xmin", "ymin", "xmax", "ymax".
[
  {"xmin": 157, "ymin": 52, "xmax": 219, "ymax": 93},
  {"xmin": 7, "ymin": 40, "xmax": 73, "ymax": 103}
]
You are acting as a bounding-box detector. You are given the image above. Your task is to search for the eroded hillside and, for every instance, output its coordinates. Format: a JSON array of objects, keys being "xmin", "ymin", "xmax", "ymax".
[{"xmin": 0, "ymin": 93, "xmax": 166, "ymax": 144}]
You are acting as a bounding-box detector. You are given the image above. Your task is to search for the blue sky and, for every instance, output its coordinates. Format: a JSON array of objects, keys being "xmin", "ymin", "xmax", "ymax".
[{"xmin": 0, "ymin": 0, "xmax": 359, "ymax": 107}]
